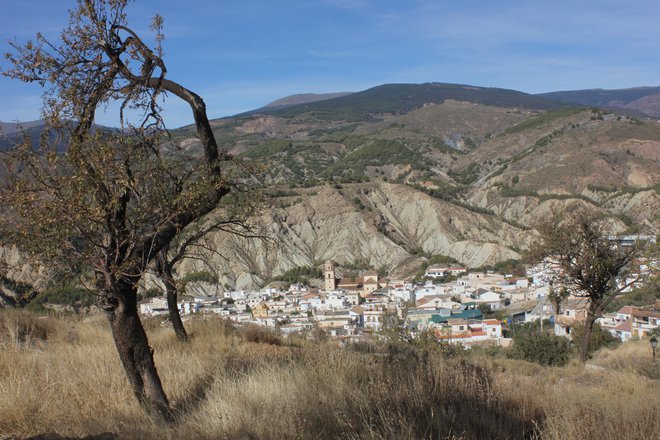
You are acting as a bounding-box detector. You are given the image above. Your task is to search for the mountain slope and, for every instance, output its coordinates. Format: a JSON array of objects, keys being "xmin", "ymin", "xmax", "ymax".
[
  {"xmin": 260, "ymin": 82, "xmax": 569, "ymax": 121},
  {"xmin": 538, "ymin": 86, "xmax": 660, "ymax": 118},
  {"xmin": 261, "ymin": 92, "xmax": 353, "ymax": 110},
  {"xmin": 3, "ymin": 82, "xmax": 659, "ymax": 291}
]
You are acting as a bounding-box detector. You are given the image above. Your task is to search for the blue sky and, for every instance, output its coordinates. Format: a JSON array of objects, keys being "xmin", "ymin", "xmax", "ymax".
[{"xmin": 1, "ymin": 0, "xmax": 659, "ymax": 128}]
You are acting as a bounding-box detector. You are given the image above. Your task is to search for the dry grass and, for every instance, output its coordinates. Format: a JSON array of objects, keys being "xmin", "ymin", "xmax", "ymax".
[
  {"xmin": 588, "ymin": 337, "xmax": 660, "ymax": 379},
  {"xmin": 0, "ymin": 310, "xmax": 658, "ymax": 440}
]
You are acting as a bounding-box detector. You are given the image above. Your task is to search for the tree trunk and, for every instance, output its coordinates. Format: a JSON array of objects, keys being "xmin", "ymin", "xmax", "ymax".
[
  {"xmin": 155, "ymin": 250, "xmax": 189, "ymax": 342},
  {"xmin": 102, "ymin": 278, "xmax": 173, "ymax": 422},
  {"xmin": 579, "ymin": 312, "xmax": 597, "ymax": 364},
  {"xmin": 162, "ymin": 262, "xmax": 189, "ymax": 342}
]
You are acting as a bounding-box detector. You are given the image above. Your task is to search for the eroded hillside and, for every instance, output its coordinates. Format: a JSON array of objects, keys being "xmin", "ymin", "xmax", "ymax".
[{"xmin": 155, "ymin": 88, "xmax": 660, "ymax": 289}]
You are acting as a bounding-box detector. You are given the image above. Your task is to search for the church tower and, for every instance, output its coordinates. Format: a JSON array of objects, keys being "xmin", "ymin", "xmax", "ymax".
[{"xmin": 324, "ymin": 260, "xmax": 336, "ymax": 292}]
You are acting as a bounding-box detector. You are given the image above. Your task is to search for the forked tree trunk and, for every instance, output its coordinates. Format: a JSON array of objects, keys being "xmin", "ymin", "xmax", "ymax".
[{"xmin": 103, "ymin": 278, "xmax": 173, "ymax": 422}]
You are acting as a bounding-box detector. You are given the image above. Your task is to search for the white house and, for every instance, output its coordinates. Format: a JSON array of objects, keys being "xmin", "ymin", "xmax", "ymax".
[{"xmin": 475, "ymin": 291, "xmax": 505, "ymax": 311}]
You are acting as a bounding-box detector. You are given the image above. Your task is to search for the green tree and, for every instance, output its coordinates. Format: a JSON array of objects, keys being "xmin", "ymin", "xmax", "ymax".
[{"xmin": 529, "ymin": 209, "xmax": 649, "ymax": 363}]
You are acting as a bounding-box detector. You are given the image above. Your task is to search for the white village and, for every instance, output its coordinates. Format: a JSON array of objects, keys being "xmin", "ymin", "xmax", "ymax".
[{"xmin": 140, "ymin": 251, "xmax": 659, "ymax": 348}]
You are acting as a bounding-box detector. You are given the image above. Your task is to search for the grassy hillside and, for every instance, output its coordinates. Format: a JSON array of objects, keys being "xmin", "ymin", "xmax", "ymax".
[{"xmin": 0, "ymin": 310, "xmax": 658, "ymax": 439}]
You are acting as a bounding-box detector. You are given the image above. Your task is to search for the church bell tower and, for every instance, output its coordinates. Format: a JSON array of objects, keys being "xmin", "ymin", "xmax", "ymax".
[{"xmin": 324, "ymin": 260, "xmax": 336, "ymax": 292}]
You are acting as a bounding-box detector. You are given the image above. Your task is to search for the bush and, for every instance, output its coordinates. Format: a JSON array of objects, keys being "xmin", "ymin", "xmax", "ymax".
[
  {"xmin": 412, "ymin": 329, "xmax": 464, "ymax": 358},
  {"xmin": 28, "ymin": 286, "xmax": 95, "ymax": 309},
  {"xmin": 605, "ymin": 276, "xmax": 660, "ymax": 313},
  {"xmin": 239, "ymin": 324, "xmax": 282, "ymax": 346},
  {"xmin": 509, "ymin": 322, "xmax": 572, "ymax": 366},
  {"xmin": 270, "ymin": 266, "xmax": 323, "ymax": 284}
]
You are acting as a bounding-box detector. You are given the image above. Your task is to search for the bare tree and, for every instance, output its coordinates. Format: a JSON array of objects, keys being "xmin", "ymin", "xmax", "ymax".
[
  {"xmin": 530, "ymin": 209, "xmax": 650, "ymax": 363},
  {"xmin": 154, "ymin": 205, "xmax": 266, "ymax": 342},
  {"xmin": 0, "ymin": 0, "xmax": 241, "ymax": 420}
]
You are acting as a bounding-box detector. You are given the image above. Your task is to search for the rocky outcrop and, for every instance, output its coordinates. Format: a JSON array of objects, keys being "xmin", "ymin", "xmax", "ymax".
[{"xmin": 0, "ymin": 245, "xmax": 47, "ymax": 289}]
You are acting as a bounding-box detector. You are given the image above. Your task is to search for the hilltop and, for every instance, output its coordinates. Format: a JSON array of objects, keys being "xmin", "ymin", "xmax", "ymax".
[{"xmin": 257, "ymin": 82, "xmax": 568, "ymax": 121}]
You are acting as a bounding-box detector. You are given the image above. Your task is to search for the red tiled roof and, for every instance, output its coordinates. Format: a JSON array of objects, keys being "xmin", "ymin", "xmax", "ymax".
[
  {"xmin": 338, "ymin": 277, "xmax": 363, "ymax": 286},
  {"xmin": 416, "ymin": 297, "xmax": 431, "ymax": 305},
  {"xmin": 614, "ymin": 320, "xmax": 632, "ymax": 333},
  {"xmin": 617, "ymin": 305, "xmax": 660, "ymax": 319},
  {"xmin": 617, "ymin": 305, "xmax": 634, "ymax": 315}
]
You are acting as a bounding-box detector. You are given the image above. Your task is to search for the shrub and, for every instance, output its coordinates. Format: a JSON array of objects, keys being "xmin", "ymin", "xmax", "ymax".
[
  {"xmin": 270, "ymin": 266, "xmax": 323, "ymax": 284},
  {"xmin": 28, "ymin": 286, "xmax": 95, "ymax": 309},
  {"xmin": 509, "ymin": 322, "xmax": 572, "ymax": 366},
  {"xmin": 239, "ymin": 324, "xmax": 282, "ymax": 346},
  {"xmin": 570, "ymin": 322, "xmax": 620, "ymax": 358},
  {"xmin": 180, "ymin": 271, "xmax": 218, "ymax": 284},
  {"xmin": 0, "ymin": 309, "xmax": 58, "ymax": 346}
]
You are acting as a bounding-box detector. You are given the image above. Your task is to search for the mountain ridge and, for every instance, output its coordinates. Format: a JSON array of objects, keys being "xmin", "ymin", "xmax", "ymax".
[{"xmin": 537, "ymin": 86, "xmax": 660, "ymax": 118}]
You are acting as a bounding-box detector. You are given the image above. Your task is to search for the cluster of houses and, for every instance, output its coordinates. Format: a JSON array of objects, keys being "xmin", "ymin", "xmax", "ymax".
[{"xmin": 139, "ymin": 259, "xmax": 659, "ymax": 348}]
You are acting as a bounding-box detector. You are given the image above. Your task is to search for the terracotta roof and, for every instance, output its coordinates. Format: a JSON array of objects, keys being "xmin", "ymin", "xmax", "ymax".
[
  {"xmin": 416, "ymin": 297, "xmax": 432, "ymax": 306},
  {"xmin": 614, "ymin": 320, "xmax": 632, "ymax": 333},
  {"xmin": 617, "ymin": 305, "xmax": 634, "ymax": 315},
  {"xmin": 482, "ymin": 319, "xmax": 501, "ymax": 325},
  {"xmin": 617, "ymin": 306, "xmax": 660, "ymax": 319},
  {"xmin": 632, "ymin": 309, "xmax": 660, "ymax": 318},
  {"xmin": 338, "ymin": 277, "xmax": 363, "ymax": 286}
]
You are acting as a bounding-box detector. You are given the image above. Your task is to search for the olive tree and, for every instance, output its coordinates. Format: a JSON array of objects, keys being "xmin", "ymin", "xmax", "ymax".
[{"xmin": 1, "ymin": 0, "xmax": 239, "ymax": 420}]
